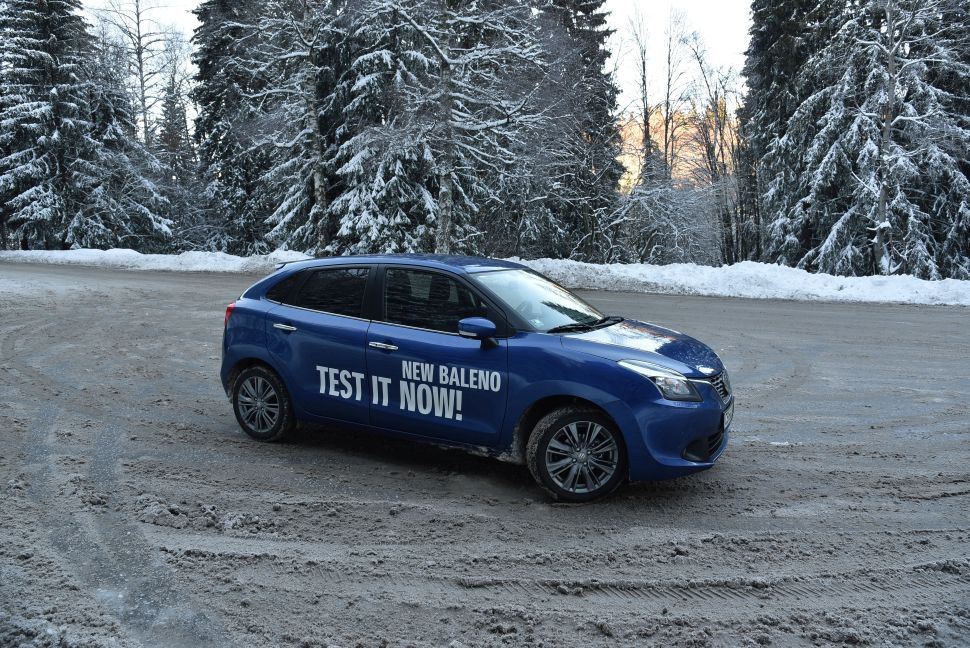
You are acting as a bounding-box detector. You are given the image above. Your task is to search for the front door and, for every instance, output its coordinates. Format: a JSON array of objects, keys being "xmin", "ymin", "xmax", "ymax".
[
  {"xmin": 266, "ymin": 266, "xmax": 372, "ymax": 424},
  {"xmin": 366, "ymin": 267, "xmax": 509, "ymax": 447}
]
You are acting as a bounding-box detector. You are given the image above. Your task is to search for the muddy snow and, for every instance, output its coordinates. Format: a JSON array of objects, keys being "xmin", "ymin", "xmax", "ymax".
[{"xmin": 0, "ymin": 262, "xmax": 967, "ymax": 647}]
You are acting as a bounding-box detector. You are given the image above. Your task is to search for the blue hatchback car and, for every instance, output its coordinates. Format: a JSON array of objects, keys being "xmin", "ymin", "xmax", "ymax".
[{"xmin": 221, "ymin": 255, "xmax": 732, "ymax": 501}]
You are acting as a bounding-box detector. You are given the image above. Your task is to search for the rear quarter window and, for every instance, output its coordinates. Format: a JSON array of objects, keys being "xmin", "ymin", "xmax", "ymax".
[
  {"xmin": 265, "ymin": 270, "xmax": 305, "ymax": 303},
  {"xmin": 290, "ymin": 267, "xmax": 370, "ymax": 317}
]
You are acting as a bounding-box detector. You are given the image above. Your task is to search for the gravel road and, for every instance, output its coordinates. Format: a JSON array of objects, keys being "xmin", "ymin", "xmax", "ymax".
[{"xmin": 1, "ymin": 262, "xmax": 968, "ymax": 648}]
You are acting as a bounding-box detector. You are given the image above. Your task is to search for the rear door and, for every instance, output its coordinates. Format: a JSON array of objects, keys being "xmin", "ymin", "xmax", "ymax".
[
  {"xmin": 366, "ymin": 266, "xmax": 509, "ymax": 447},
  {"xmin": 266, "ymin": 266, "xmax": 373, "ymax": 424}
]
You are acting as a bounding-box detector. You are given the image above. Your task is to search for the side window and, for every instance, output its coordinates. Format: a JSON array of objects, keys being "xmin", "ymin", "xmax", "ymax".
[
  {"xmin": 384, "ymin": 269, "xmax": 487, "ymax": 333},
  {"xmin": 290, "ymin": 267, "xmax": 369, "ymax": 317},
  {"xmin": 265, "ymin": 270, "xmax": 305, "ymax": 304}
]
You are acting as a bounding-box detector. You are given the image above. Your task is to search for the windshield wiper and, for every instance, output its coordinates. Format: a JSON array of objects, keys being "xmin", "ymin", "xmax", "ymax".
[{"xmin": 546, "ymin": 315, "xmax": 623, "ymax": 335}]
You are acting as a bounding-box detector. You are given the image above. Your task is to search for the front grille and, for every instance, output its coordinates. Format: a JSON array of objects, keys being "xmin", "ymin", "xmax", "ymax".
[{"xmin": 709, "ymin": 373, "xmax": 730, "ymax": 400}]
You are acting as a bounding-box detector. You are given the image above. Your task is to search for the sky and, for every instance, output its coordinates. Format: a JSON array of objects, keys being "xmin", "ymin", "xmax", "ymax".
[
  {"xmin": 81, "ymin": 0, "xmax": 753, "ymax": 116},
  {"xmin": 604, "ymin": 0, "xmax": 752, "ymax": 113}
]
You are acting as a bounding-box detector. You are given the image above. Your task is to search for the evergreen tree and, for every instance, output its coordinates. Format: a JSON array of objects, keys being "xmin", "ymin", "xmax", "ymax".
[
  {"xmin": 78, "ymin": 33, "xmax": 171, "ymax": 249},
  {"xmin": 192, "ymin": 0, "xmax": 272, "ymax": 254},
  {"xmin": 157, "ymin": 71, "xmax": 194, "ymax": 184},
  {"xmin": 0, "ymin": 0, "xmax": 168, "ymax": 249},
  {"xmin": 251, "ymin": 0, "xmax": 352, "ymax": 254},
  {"xmin": 343, "ymin": 0, "xmax": 548, "ymax": 255},
  {"xmin": 539, "ymin": 0, "xmax": 623, "ymax": 261},
  {"xmin": 935, "ymin": 0, "xmax": 970, "ymax": 279},
  {"xmin": 0, "ymin": 0, "xmax": 95, "ymax": 249},
  {"xmin": 762, "ymin": 0, "xmax": 970, "ymax": 278},
  {"xmin": 329, "ymin": 8, "xmax": 437, "ymax": 254},
  {"xmin": 739, "ymin": 0, "xmax": 826, "ymax": 264}
]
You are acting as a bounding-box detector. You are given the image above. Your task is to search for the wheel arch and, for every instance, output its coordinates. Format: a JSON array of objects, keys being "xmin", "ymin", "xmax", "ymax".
[
  {"xmin": 506, "ymin": 395, "xmax": 622, "ymax": 466},
  {"xmin": 226, "ymin": 356, "xmax": 287, "ymax": 394}
]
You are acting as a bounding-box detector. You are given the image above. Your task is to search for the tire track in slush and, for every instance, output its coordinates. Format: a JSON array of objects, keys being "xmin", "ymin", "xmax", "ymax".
[
  {"xmin": 2, "ymin": 311, "xmax": 231, "ymax": 648},
  {"xmin": 250, "ymin": 559, "xmax": 970, "ymax": 617}
]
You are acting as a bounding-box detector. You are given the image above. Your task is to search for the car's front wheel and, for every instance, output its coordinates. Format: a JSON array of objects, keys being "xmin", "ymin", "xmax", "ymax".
[
  {"xmin": 526, "ymin": 407, "xmax": 627, "ymax": 502},
  {"xmin": 231, "ymin": 365, "xmax": 295, "ymax": 442}
]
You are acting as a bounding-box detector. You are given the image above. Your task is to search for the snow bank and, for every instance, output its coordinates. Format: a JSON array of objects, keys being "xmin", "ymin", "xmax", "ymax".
[
  {"xmin": 2, "ymin": 248, "xmax": 968, "ymax": 305},
  {"xmin": 0, "ymin": 248, "xmax": 311, "ymax": 273},
  {"xmin": 515, "ymin": 258, "xmax": 970, "ymax": 306}
]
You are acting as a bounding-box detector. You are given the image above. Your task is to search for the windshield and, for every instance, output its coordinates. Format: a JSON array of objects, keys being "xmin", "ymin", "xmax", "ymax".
[{"xmin": 471, "ymin": 269, "xmax": 603, "ymax": 332}]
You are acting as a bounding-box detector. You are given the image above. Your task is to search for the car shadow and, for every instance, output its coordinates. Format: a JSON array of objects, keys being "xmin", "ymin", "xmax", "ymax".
[
  {"xmin": 280, "ymin": 422, "xmax": 534, "ymax": 487},
  {"xmin": 248, "ymin": 422, "xmax": 712, "ymax": 509}
]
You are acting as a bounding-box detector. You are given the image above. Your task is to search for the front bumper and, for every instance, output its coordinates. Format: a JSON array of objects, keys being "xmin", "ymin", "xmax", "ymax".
[{"xmin": 619, "ymin": 379, "xmax": 732, "ymax": 482}]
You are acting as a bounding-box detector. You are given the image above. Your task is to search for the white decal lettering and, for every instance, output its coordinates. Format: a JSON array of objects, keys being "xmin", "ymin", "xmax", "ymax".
[
  {"xmin": 432, "ymin": 385, "xmax": 457, "ymax": 419},
  {"xmin": 400, "ymin": 380, "xmax": 416, "ymax": 411},
  {"xmin": 318, "ymin": 360, "xmax": 499, "ymax": 420},
  {"xmin": 416, "ymin": 383, "xmax": 433, "ymax": 414},
  {"xmin": 377, "ymin": 376, "xmax": 391, "ymax": 406},
  {"xmin": 339, "ymin": 370, "xmax": 353, "ymax": 398}
]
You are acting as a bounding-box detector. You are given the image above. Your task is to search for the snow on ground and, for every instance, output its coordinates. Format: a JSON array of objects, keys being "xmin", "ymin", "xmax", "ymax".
[
  {"xmin": 517, "ymin": 257, "xmax": 970, "ymax": 306},
  {"xmin": 0, "ymin": 248, "xmax": 311, "ymax": 274},
  {"xmin": 2, "ymin": 248, "xmax": 969, "ymax": 306}
]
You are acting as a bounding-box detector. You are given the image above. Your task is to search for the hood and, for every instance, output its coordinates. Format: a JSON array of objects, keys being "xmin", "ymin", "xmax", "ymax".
[{"xmin": 560, "ymin": 319, "xmax": 723, "ymax": 379}]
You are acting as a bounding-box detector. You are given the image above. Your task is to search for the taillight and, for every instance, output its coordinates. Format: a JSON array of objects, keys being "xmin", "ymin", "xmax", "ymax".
[{"xmin": 224, "ymin": 302, "xmax": 236, "ymax": 327}]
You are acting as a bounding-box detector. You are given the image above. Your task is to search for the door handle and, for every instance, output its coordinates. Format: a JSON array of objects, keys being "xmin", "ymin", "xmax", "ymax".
[
  {"xmin": 369, "ymin": 341, "xmax": 398, "ymax": 351},
  {"xmin": 273, "ymin": 323, "xmax": 297, "ymax": 332}
]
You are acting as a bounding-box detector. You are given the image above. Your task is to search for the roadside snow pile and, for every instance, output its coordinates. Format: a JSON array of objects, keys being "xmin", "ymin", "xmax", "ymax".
[
  {"xmin": 0, "ymin": 247, "xmax": 310, "ymax": 273},
  {"xmin": 516, "ymin": 258, "xmax": 970, "ymax": 306},
  {"xmin": 3, "ymin": 248, "xmax": 969, "ymax": 305}
]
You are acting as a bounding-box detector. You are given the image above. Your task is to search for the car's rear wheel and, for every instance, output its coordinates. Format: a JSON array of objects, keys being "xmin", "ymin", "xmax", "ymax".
[
  {"xmin": 231, "ymin": 365, "xmax": 295, "ymax": 442},
  {"xmin": 526, "ymin": 406, "xmax": 626, "ymax": 502}
]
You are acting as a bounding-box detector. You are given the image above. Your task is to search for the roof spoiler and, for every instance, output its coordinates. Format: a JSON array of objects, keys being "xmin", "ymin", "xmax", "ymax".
[{"xmin": 274, "ymin": 259, "xmax": 305, "ymax": 270}]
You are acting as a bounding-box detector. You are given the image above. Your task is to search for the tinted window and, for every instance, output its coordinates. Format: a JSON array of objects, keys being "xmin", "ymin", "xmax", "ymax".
[
  {"xmin": 384, "ymin": 269, "xmax": 487, "ymax": 333},
  {"xmin": 471, "ymin": 268, "xmax": 601, "ymax": 332},
  {"xmin": 290, "ymin": 267, "xmax": 369, "ymax": 317},
  {"xmin": 265, "ymin": 270, "xmax": 305, "ymax": 303}
]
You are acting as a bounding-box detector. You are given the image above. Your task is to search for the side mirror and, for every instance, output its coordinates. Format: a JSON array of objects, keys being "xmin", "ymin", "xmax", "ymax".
[{"xmin": 458, "ymin": 317, "xmax": 497, "ymax": 341}]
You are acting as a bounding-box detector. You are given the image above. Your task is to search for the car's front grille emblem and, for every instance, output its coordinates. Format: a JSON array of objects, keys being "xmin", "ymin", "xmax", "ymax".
[{"xmin": 709, "ymin": 373, "xmax": 730, "ymax": 400}]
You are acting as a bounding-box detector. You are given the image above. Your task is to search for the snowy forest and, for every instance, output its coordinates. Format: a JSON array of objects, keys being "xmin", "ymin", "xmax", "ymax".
[{"xmin": 0, "ymin": 0, "xmax": 968, "ymax": 279}]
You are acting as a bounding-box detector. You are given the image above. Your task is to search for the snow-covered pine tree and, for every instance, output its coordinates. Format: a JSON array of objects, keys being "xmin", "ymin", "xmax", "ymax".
[
  {"xmin": 248, "ymin": 0, "xmax": 352, "ymax": 254},
  {"xmin": 935, "ymin": 0, "xmax": 970, "ymax": 279},
  {"xmin": 328, "ymin": 6, "xmax": 437, "ymax": 254},
  {"xmin": 192, "ymin": 0, "xmax": 272, "ymax": 254},
  {"xmin": 538, "ymin": 0, "xmax": 623, "ymax": 262},
  {"xmin": 0, "ymin": 0, "xmax": 168, "ymax": 250},
  {"xmin": 740, "ymin": 0, "xmax": 829, "ymax": 266},
  {"xmin": 356, "ymin": 0, "xmax": 549, "ymax": 255},
  {"xmin": 74, "ymin": 32, "xmax": 171, "ymax": 249},
  {"xmin": 763, "ymin": 0, "xmax": 970, "ymax": 279},
  {"xmin": 157, "ymin": 70, "xmax": 194, "ymax": 184},
  {"xmin": 0, "ymin": 0, "xmax": 95, "ymax": 249}
]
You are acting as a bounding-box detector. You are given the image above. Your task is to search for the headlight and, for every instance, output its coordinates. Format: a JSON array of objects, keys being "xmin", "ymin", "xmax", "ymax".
[{"xmin": 618, "ymin": 360, "xmax": 702, "ymax": 402}]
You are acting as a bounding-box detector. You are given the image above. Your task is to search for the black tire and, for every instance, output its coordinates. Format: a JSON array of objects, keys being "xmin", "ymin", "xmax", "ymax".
[
  {"xmin": 526, "ymin": 406, "xmax": 627, "ymax": 502},
  {"xmin": 231, "ymin": 365, "xmax": 296, "ymax": 442}
]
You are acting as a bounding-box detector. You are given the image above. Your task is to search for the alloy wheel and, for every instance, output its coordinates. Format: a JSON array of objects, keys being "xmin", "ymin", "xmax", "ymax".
[
  {"xmin": 237, "ymin": 376, "xmax": 280, "ymax": 434},
  {"xmin": 544, "ymin": 421, "xmax": 619, "ymax": 494}
]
